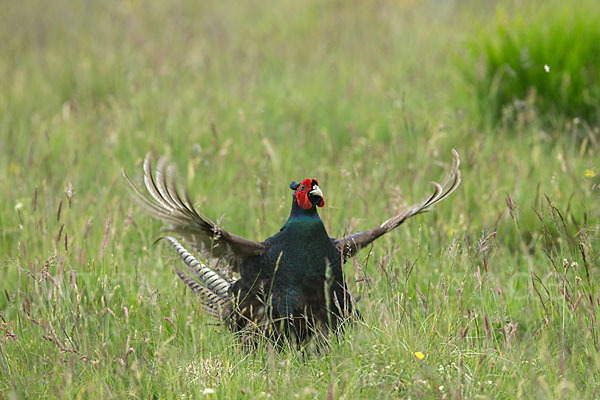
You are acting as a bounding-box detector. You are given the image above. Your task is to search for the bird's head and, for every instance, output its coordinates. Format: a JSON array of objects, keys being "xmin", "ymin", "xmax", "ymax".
[{"xmin": 289, "ymin": 178, "xmax": 325, "ymax": 210}]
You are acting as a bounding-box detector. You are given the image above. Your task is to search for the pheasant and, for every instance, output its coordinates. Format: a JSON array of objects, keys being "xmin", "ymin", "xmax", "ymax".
[{"xmin": 123, "ymin": 150, "xmax": 461, "ymax": 345}]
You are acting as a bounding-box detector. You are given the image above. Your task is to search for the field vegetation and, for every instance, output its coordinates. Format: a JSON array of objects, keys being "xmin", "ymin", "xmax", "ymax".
[{"xmin": 1, "ymin": 0, "xmax": 598, "ymax": 398}]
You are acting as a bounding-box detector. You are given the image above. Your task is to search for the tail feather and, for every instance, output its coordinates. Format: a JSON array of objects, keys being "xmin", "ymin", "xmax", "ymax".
[
  {"xmin": 163, "ymin": 236, "xmax": 232, "ymax": 299},
  {"xmin": 162, "ymin": 236, "xmax": 233, "ymax": 319},
  {"xmin": 172, "ymin": 267, "xmax": 225, "ymax": 318}
]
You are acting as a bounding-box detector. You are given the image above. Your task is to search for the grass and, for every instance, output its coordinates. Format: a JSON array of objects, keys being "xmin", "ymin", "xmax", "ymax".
[
  {"xmin": 460, "ymin": 0, "xmax": 600, "ymax": 127},
  {"xmin": 1, "ymin": 0, "xmax": 599, "ymax": 398}
]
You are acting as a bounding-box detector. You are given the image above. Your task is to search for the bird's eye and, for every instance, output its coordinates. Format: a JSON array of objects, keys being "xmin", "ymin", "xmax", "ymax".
[{"xmin": 300, "ymin": 184, "xmax": 306, "ymax": 190}]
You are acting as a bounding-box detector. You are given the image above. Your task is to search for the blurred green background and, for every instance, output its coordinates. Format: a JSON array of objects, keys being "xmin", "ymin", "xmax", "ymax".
[{"xmin": 1, "ymin": 0, "xmax": 598, "ymax": 398}]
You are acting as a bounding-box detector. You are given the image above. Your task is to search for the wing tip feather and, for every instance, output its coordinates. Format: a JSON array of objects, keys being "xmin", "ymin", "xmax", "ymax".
[{"xmin": 334, "ymin": 149, "xmax": 462, "ymax": 261}]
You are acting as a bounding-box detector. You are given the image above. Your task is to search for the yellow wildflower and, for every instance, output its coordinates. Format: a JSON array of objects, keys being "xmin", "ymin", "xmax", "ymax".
[
  {"xmin": 414, "ymin": 351, "xmax": 425, "ymax": 360},
  {"xmin": 9, "ymin": 162, "xmax": 19, "ymax": 175},
  {"xmin": 584, "ymin": 169, "xmax": 596, "ymax": 178}
]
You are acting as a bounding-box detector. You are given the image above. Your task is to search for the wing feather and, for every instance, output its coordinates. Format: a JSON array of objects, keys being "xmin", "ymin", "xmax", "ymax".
[
  {"xmin": 123, "ymin": 153, "xmax": 269, "ymax": 269},
  {"xmin": 334, "ymin": 149, "xmax": 461, "ymax": 261}
]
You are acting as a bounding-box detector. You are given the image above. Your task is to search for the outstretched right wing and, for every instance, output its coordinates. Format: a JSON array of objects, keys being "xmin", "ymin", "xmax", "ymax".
[{"xmin": 123, "ymin": 153, "xmax": 270, "ymax": 269}]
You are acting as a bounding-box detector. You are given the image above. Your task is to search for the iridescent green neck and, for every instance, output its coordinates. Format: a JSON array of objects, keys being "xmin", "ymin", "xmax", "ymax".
[{"xmin": 285, "ymin": 197, "xmax": 321, "ymax": 225}]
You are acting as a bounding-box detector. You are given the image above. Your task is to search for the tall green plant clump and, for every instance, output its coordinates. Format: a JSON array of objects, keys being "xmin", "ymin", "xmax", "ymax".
[{"xmin": 462, "ymin": 1, "xmax": 600, "ymax": 127}]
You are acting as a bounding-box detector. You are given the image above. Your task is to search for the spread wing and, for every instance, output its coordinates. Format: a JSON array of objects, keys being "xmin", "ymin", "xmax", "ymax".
[
  {"xmin": 123, "ymin": 153, "xmax": 269, "ymax": 269},
  {"xmin": 334, "ymin": 149, "xmax": 461, "ymax": 262}
]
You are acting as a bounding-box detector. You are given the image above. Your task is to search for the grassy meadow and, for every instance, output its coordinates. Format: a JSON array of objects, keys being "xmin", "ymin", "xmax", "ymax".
[{"xmin": 1, "ymin": 0, "xmax": 599, "ymax": 398}]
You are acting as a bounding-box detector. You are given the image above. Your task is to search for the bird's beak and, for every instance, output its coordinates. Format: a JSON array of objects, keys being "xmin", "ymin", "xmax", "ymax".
[
  {"xmin": 310, "ymin": 185, "xmax": 323, "ymax": 199},
  {"xmin": 309, "ymin": 185, "xmax": 325, "ymax": 207}
]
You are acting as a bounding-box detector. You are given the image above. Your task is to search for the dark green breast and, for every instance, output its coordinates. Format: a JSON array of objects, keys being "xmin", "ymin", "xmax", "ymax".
[{"xmin": 251, "ymin": 216, "xmax": 341, "ymax": 315}]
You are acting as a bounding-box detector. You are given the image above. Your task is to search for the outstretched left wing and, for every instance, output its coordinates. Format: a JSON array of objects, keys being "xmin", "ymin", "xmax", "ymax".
[{"xmin": 333, "ymin": 150, "xmax": 461, "ymax": 262}]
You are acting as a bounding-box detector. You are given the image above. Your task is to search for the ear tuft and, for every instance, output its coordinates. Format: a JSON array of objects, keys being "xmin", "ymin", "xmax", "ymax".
[{"xmin": 289, "ymin": 181, "xmax": 300, "ymax": 190}]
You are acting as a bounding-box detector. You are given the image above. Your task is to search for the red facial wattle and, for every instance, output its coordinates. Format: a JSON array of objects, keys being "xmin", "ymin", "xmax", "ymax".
[
  {"xmin": 296, "ymin": 190, "xmax": 311, "ymax": 210},
  {"xmin": 296, "ymin": 178, "xmax": 325, "ymax": 210}
]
